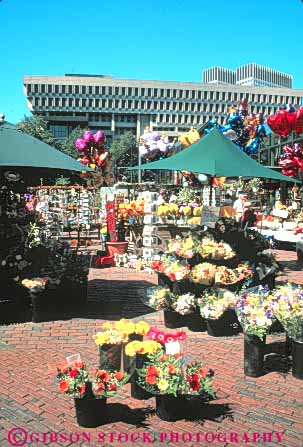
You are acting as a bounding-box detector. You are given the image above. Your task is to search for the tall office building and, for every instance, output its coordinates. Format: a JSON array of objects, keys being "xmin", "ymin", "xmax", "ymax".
[
  {"xmin": 24, "ymin": 73, "xmax": 302, "ymax": 141},
  {"xmin": 203, "ymin": 67, "xmax": 236, "ymax": 85},
  {"xmin": 203, "ymin": 64, "xmax": 293, "ymax": 89}
]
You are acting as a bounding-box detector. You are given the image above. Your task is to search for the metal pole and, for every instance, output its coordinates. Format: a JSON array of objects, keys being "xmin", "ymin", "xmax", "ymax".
[{"xmin": 138, "ymin": 150, "xmax": 142, "ymax": 184}]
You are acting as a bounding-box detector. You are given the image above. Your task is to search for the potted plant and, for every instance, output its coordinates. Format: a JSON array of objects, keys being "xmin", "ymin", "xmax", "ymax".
[
  {"xmin": 124, "ymin": 339, "xmax": 162, "ymax": 400},
  {"xmin": 197, "ymin": 288, "xmax": 239, "ymax": 337},
  {"xmin": 136, "ymin": 349, "xmax": 215, "ymax": 421},
  {"xmin": 57, "ymin": 361, "xmax": 128, "ymax": 427},
  {"xmin": 235, "ymin": 286, "xmax": 275, "ymax": 377},
  {"xmin": 272, "ymin": 284, "xmax": 303, "ymax": 379}
]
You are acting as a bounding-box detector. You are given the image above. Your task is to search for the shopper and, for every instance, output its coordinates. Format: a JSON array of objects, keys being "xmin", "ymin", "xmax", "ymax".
[{"xmin": 233, "ymin": 192, "xmax": 247, "ymax": 221}]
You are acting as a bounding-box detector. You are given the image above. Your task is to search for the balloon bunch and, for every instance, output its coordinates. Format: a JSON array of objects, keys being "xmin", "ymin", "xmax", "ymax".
[
  {"xmin": 179, "ymin": 128, "xmax": 200, "ymax": 148},
  {"xmin": 75, "ymin": 130, "xmax": 111, "ymax": 172},
  {"xmin": 204, "ymin": 98, "xmax": 267, "ymax": 155},
  {"xmin": 139, "ymin": 127, "xmax": 175, "ymax": 160},
  {"xmin": 278, "ymin": 143, "xmax": 303, "ymax": 178},
  {"xmin": 267, "ymin": 105, "xmax": 303, "ymax": 137}
]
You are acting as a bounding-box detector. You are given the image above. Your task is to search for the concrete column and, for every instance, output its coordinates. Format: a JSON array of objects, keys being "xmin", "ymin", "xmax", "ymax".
[{"xmin": 111, "ymin": 113, "xmax": 115, "ymax": 132}]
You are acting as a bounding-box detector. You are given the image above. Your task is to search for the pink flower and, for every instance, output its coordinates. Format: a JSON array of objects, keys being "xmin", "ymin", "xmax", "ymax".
[
  {"xmin": 147, "ymin": 327, "xmax": 158, "ymax": 340},
  {"xmin": 164, "ymin": 333, "xmax": 176, "ymax": 343},
  {"xmin": 155, "ymin": 331, "xmax": 165, "ymax": 344},
  {"xmin": 176, "ymin": 331, "xmax": 186, "ymax": 341}
]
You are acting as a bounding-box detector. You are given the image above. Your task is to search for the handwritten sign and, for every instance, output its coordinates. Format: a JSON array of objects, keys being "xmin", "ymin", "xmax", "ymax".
[{"xmin": 200, "ymin": 206, "xmax": 220, "ymax": 228}]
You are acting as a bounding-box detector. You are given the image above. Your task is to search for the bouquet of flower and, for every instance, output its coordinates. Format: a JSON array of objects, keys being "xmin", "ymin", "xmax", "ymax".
[
  {"xmin": 136, "ymin": 349, "xmax": 215, "ymax": 398},
  {"xmin": 124, "ymin": 340, "xmax": 162, "ymax": 357},
  {"xmin": 93, "ymin": 329, "xmax": 129, "ymax": 346},
  {"xmin": 272, "ymin": 283, "xmax": 303, "ymax": 342},
  {"xmin": 170, "ymin": 293, "xmax": 196, "ymax": 315},
  {"xmin": 161, "ymin": 258, "xmax": 191, "ymax": 282},
  {"xmin": 235, "ymin": 286, "xmax": 274, "ymax": 339},
  {"xmin": 145, "ymin": 286, "xmax": 171, "ymax": 310},
  {"xmin": 167, "ymin": 235, "xmax": 198, "ymax": 259},
  {"xmin": 180, "ymin": 362, "xmax": 215, "ymax": 398},
  {"xmin": 212, "ymin": 242, "xmax": 235, "ymax": 261},
  {"xmin": 21, "ymin": 277, "xmax": 48, "ymax": 293},
  {"xmin": 57, "ymin": 361, "xmax": 89, "ymax": 398},
  {"xmin": 190, "ymin": 263, "xmax": 216, "ymax": 285},
  {"xmin": 93, "ymin": 369, "xmax": 129, "ymax": 397},
  {"xmin": 197, "ymin": 288, "xmax": 237, "ymax": 319},
  {"xmin": 197, "ymin": 236, "xmax": 217, "ymax": 259}
]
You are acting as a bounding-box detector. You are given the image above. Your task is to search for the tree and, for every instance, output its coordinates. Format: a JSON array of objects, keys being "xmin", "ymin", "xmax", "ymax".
[
  {"xmin": 60, "ymin": 126, "xmax": 87, "ymax": 159},
  {"xmin": 110, "ymin": 131, "xmax": 137, "ymax": 163},
  {"xmin": 17, "ymin": 115, "xmax": 61, "ymax": 150}
]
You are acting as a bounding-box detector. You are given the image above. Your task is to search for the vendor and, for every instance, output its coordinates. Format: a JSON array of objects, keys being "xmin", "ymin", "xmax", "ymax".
[
  {"xmin": 233, "ymin": 192, "xmax": 247, "ymax": 221},
  {"xmin": 240, "ymin": 202, "xmax": 257, "ymax": 229}
]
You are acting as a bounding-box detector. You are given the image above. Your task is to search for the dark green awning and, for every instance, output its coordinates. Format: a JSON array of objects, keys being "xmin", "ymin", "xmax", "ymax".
[
  {"xmin": 0, "ymin": 122, "xmax": 91, "ymax": 172},
  {"xmin": 130, "ymin": 128, "xmax": 299, "ymax": 183}
]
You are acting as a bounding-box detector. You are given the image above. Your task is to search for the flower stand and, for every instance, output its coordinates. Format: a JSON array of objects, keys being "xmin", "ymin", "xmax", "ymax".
[
  {"xmin": 291, "ymin": 340, "xmax": 303, "ymax": 380},
  {"xmin": 131, "ymin": 354, "xmax": 152, "ymax": 400},
  {"xmin": 99, "ymin": 344, "xmax": 122, "ymax": 371},
  {"xmin": 155, "ymin": 395, "xmax": 187, "ymax": 421},
  {"xmin": 206, "ymin": 310, "xmax": 241, "ymax": 337},
  {"xmin": 164, "ymin": 310, "xmax": 188, "ymax": 329},
  {"xmin": 186, "ymin": 310, "xmax": 206, "ymax": 332},
  {"xmin": 244, "ymin": 333, "xmax": 266, "ymax": 377},
  {"xmin": 123, "ymin": 334, "xmax": 143, "ymax": 381},
  {"xmin": 74, "ymin": 383, "xmax": 107, "ymax": 428}
]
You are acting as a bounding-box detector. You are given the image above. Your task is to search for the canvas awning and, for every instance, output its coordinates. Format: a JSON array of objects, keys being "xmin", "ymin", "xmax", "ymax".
[
  {"xmin": 0, "ymin": 122, "xmax": 91, "ymax": 172},
  {"xmin": 130, "ymin": 128, "xmax": 299, "ymax": 183}
]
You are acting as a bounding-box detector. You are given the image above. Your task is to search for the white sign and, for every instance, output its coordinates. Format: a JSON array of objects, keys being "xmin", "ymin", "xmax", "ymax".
[
  {"xmin": 165, "ymin": 341, "xmax": 181, "ymax": 355},
  {"xmin": 200, "ymin": 206, "xmax": 220, "ymax": 228},
  {"xmin": 272, "ymin": 209, "xmax": 288, "ymax": 219}
]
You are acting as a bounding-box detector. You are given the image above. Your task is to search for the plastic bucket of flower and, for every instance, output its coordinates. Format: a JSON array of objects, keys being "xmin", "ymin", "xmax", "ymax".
[
  {"xmin": 243, "ymin": 334, "xmax": 266, "ymax": 377},
  {"xmin": 164, "ymin": 310, "xmax": 188, "ymax": 329},
  {"xmin": 206, "ymin": 310, "xmax": 241, "ymax": 337},
  {"xmin": 186, "ymin": 310, "xmax": 207, "ymax": 332},
  {"xmin": 74, "ymin": 382, "xmax": 108, "ymax": 428}
]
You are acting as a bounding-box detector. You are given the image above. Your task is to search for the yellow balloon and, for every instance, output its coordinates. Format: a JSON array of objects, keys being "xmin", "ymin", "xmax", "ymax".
[{"xmin": 89, "ymin": 164, "xmax": 96, "ymax": 169}]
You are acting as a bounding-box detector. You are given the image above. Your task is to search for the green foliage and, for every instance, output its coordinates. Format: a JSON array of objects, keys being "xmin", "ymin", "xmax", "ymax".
[
  {"xmin": 110, "ymin": 131, "xmax": 137, "ymax": 163},
  {"xmin": 60, "ymin": 126, "xmax": 87, "ymax": 159},
  {"xmin": 17, "ymin": 115, "xmax": 61, "ymax": 149}
]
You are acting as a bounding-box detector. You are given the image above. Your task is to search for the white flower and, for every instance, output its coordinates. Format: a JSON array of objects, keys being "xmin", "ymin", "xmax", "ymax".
[{"xmin": 15, "ymin": 255, "xmax": 22, "ymax": 261}]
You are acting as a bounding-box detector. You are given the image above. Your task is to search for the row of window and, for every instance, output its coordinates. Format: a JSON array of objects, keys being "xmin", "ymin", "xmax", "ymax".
[
  {"xmin": 26, "ymin": 83, "xmax": 301, "ymax": 105},
  {"xmin": 32, "ymin": 96, "xmax": 279, "ymax": 116}
]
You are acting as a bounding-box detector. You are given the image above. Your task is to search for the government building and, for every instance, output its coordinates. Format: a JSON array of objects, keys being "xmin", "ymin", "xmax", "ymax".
[{"xmin": 24, "ymin": 71, "xmax": 303, "ymax": 142}]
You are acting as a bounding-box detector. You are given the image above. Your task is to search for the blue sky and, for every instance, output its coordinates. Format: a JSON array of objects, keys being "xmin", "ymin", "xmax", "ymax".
[{"xmin": 1, "ymin": 0, "xmax": 303, "ymax": 123}]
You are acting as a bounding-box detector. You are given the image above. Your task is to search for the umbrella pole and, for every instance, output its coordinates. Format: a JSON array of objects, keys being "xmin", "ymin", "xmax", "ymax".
[{"xmin": 209, "ymin": 177, "xmax": 213, "ymax": 206}]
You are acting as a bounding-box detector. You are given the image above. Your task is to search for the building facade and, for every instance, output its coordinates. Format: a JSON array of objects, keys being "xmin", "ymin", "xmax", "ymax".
[
  {"xmin": 203, "ymin": 64, "xmax": 293, "ymax": 89},
  {"xmin": 24, "ymin": 74, "xmax": 302, "ymax": 142}
]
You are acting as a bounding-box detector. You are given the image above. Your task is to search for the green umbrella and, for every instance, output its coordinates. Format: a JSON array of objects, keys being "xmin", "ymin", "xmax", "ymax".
[
  {"xmin": 0, "ymin": 121, "xmax": 91, "ymax": 172},
  {"xmin": 130, "ymin": 128, "xmax": 299, "ymax": 183}
]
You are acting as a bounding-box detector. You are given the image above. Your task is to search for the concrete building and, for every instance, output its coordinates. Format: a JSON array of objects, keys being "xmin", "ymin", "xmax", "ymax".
[
  {"xmin": 24, "ymin": 73, "xmax": 302, "ymax": 141},
  {"xmin": 203, "ymin": 64, "xmax": 293, "ymax": 89}
]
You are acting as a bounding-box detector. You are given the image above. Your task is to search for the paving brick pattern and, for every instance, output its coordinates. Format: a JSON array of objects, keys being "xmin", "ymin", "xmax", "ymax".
[{"xmin": 0, "ymin": 250, "xmax": 303, "ymax": 447}]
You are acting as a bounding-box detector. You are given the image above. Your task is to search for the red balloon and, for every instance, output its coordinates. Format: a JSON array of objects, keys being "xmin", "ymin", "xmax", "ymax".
[
  {"xmin": 282, "ymin": 169, "xmax": 296, "ymax": 177},
  {"xmin": 294, "ymin": 107, "xmax": 303, "ymax": 135},
  {"xmin": 287, "ymin": 112, "xmax": 296, "ymax": 133},
  {"xmin": 267, "ymin": 110, "xmax": 291, "ymax": 137}
]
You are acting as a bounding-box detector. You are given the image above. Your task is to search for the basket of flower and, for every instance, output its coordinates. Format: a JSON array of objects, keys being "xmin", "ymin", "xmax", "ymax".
[
  {"xmin": 272, "ymin": 284, "xmax": 303, "ymax": 379},
  {"xmin": 144, "ymin": 286, "xmax": 172, "ymax": 311},
  {"xmin": 235, "ymin": 286, "xmax": 275, "ymax": 377},
  {"xmin": 122, "ymin": 320, "xmax": 150, "ymax": 378},
  {"xmin": 198, "ymin": 288, "xmax": 240, "ymax": 337},
  {"xmin": 136, "ymin": 349, "xmax": 215, "ymax": 421},
  {"xmin": 170, "ymin": 293, "xmax": 206, "ymax": 332},
  {"xmin": 214, "ymin": 264, "xmax": 253, "ymax": 292},
  {"xmin": 124, "ymin": 339, "xmax": 162, "ymax": 399},
  {"xmin": 57, "ymin": 361, "xmax": 128, "ymax": 427}
]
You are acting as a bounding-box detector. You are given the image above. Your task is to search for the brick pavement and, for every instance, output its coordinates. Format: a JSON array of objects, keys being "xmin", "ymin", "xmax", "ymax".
[{"xmin": 0, "ymin": 250, "xmax": 303, "ymax": 447}]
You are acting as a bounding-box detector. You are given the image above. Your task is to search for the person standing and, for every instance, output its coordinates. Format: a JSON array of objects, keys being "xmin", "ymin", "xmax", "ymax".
[{"xmin": 233, "ymin": 192, "xmax": 247, "ymax": 221}]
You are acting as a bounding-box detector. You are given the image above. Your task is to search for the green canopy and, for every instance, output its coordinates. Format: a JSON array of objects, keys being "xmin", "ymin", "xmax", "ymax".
[
  {"xmin": 130, "ymin": 128, "xmax": 298, "ymax": 183},
  {"xmin": 0, "ymin": 122, "xmax": 91, "ymax": 172}
]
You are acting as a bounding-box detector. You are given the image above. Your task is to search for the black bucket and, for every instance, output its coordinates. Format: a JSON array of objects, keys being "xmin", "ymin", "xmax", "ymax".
[
  {"xmin": 244, "ymin": 333, "xmax": 265, "ymax": 377},
  {"xmin": 123, "ymin": 334, "xmax": 143, "ymax": 381},
  {"xmin": 292, "ymin": 340, "xmax": 303, "ymax": 380},
  {"xmin": 206, "ymin": 310, "xmax": 241, "ymax": 337},
  {"xmin": 131, "ymin": 354, "xmax": 152, "ymax": 400},
  {"xmin": 155, "ymin": 395, "xmax": 187, "ymax": 421},
  {"xmin": 187, "ymin": 311, "xmax": 207, "ymax": 332},
  {"xmin": 74, "ymin": 397, "xmax": 107, "ymax": 427},
  {"xmin": 164, "ymin": 310, "xmax": 188, "ymax": 329},
  {"xmin": 99, "ymin": 344, "xmax": 122, "ymax": 371}
]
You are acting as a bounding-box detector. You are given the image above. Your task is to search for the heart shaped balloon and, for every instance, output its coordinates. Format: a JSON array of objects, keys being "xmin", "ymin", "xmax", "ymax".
[
  {"xmin": 267, "ymin": 110, "xmax": 290, "ymax": 137},
  {"xmin": 294, "ymin": 107, "xmax": 303, "ymax": 135}
]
